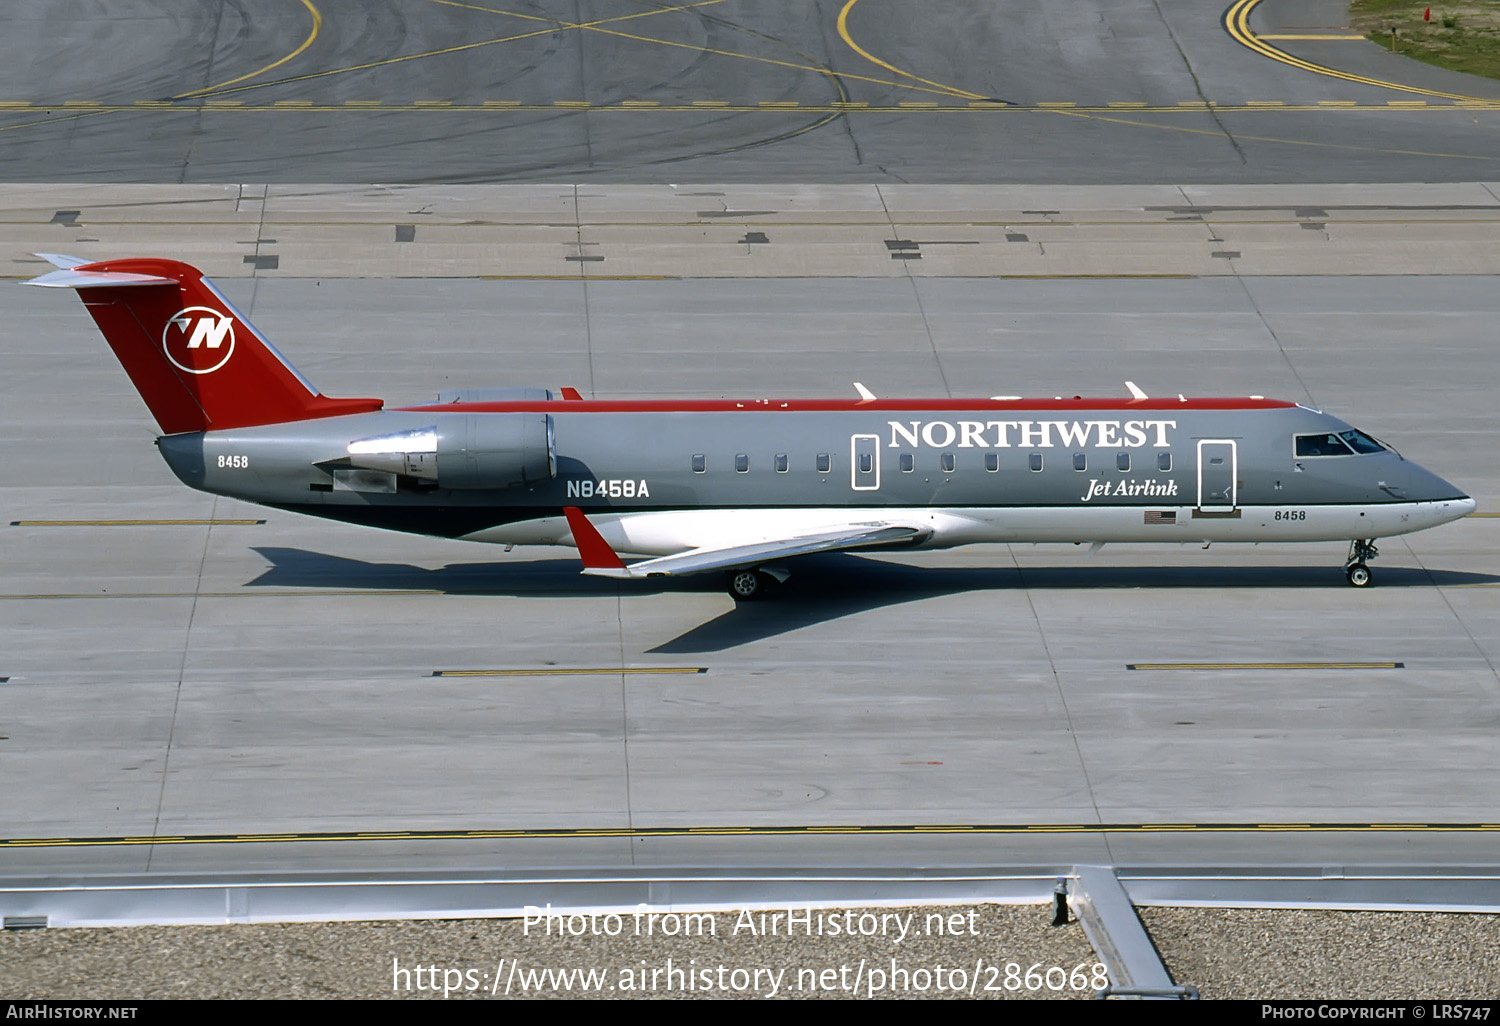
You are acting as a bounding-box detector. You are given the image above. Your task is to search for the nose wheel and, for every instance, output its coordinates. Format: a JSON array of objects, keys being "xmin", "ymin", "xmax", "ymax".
[{"xmin": 1344, "ymin": 540, "xmax": 1379, "ymax": 588}]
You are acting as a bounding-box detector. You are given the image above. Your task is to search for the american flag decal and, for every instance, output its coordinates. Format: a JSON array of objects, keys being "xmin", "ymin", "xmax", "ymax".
[{"xmin": 1144, "ymin": 510, "xmax": 1176, "ymax": 525}]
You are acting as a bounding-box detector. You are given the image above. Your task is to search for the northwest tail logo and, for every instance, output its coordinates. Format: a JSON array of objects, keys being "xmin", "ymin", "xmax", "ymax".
[{"xmin": 162, "ymin": 307, "xmax": 235, "ymax": 374}]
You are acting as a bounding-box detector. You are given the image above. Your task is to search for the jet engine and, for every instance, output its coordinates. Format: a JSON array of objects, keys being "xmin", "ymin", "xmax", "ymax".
[{"xmin": 344, "ymin": 412, "xmax": 555, "ymax": 491}]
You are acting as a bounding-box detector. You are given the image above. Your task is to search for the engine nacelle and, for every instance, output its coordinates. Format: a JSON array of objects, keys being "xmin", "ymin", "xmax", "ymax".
[{"xmin": 346, "ymin": 413, "xmax": 555, "ymax": 490}]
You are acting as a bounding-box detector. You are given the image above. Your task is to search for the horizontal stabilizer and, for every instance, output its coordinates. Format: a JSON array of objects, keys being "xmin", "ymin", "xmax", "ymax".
[
  {"xmin": 36, "ymin": 253, "xmax": 91, "ymax": 270},
  {"xmin": 25, "ymin": 268, "xmax": 178, "ymax": 289}
]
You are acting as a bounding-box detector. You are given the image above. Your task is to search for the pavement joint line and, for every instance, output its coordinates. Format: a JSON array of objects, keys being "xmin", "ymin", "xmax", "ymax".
[{"xmin": 9, "ymin": 215, "xmax": 1500, "ymax": 227}]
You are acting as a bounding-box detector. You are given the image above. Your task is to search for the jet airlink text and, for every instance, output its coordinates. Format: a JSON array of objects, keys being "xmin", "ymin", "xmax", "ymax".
[
  {"xmin": 1082, "ymin": 478, "xmax": 1180, "ymax": 502},
  {"xmin": 889, "ymin": 419, "xmax": 1177, "ymax": 449}
]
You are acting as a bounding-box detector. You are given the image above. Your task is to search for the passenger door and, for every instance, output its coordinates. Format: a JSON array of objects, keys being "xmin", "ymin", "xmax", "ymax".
[{"xmin": 1196, "ymin": 439, "xmax": 1237, "ymax": 512}]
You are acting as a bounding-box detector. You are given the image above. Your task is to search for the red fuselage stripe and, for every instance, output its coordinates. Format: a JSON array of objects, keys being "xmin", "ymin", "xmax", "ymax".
[{"xmin": 393, "ymin": 398, "xmax": 1296, "ymax": 415}]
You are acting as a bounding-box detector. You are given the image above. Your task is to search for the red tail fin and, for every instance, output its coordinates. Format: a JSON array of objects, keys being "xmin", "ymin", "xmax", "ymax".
[{"xmin": 26, "ymin": 257, "xmax": 381, "ymax": 434}]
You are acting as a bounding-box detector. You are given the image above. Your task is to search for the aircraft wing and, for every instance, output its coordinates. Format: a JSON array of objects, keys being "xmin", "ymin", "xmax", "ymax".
[{"xmin": 563, "ymin": 507, "xmax": 928, "ymax": 579}]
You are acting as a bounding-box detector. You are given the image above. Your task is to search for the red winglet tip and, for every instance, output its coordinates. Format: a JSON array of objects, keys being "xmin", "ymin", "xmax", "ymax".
[
  {"xmin": 560, "ymin": 386, "xmax": 584, "ymax": 400},
  {"xmin": 564, "ymin": 506, "xmax": 626, "ymax": 570}
]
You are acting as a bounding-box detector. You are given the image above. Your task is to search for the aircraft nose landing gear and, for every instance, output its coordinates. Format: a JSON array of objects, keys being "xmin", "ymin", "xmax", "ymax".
[{"xmin": 1344, "ymin": 539, "xmax": 1379, "ymax": 587}]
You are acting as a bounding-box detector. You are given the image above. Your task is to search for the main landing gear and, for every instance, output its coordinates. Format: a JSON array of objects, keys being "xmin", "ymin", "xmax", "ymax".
[
  {"xmin": 726, "ymin": 567, "xmax": 788, "ymax": 601},
  {"xmin": 1344, "ymin": 539, "xmax": 1379, "ymax": 588}
]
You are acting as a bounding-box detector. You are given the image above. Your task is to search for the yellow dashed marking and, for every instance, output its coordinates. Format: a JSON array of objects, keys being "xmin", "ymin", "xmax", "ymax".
[
  {"xmin": 4, "ymin": 821, "xmax": 1497, "ymax": 849},
  {"xmin": 1127, "ymin": 661, "xmax": 1403, "ymax": 671},
  {"xmin": 434, "ymin": 667, "xmax": 708, "ymax": 677},
  {"xmin": 10, "ymin": 519, "xmax": 264, "ymax": 527}
]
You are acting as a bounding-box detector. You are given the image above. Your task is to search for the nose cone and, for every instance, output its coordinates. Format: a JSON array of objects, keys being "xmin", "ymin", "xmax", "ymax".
[
  {"xmin": 1398, "ymin": 461, "xmax": 1473, "ymax": 526},
  {"xmin": 1448, "ymin": 494, "xmax": 1478, "ymax": 523}
]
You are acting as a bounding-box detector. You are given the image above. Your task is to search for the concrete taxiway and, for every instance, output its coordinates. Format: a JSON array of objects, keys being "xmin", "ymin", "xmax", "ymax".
[{"xmin": 1, "ymin": 183, "xmax": 1498, "ymax": 883}]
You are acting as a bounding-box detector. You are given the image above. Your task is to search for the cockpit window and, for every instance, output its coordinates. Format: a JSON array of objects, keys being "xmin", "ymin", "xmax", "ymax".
[
  {"xmin": 1295, "ymin": 431, "xmax": 1387, "ymax": 457},
  {"xmin": 1295, "ymin": 433, "xmax": 1355, "ymax": 457},
  {"xmin": 1339, "ymin": 429, "xmax": 1386, "ymax": 454}
]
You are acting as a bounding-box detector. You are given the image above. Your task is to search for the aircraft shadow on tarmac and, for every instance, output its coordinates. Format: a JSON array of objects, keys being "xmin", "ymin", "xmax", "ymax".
[{"xmin": 247, "ymin": 547, "xmax": 1499, "ymax": 653}]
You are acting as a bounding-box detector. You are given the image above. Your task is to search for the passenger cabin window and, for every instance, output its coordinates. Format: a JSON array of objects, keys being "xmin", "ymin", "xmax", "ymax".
[
  {"xmin": 1029, "ymin": 453, "xmax": 1043, "ymax": 472},
  {"xmin": 774, "ymin": 453, "xmax": 789, "ymax": 473},
  {"xmin": 858, "ymin": 452, "xmax": 873, "ymax": 473},
  {"xmin": 1073, "ymin": 453, "xmax": 1087, "ymax": 472},
  {"xmin": 939, "ymin": 453, "xmax": 955, "ymax": 473},
  {"xmin": 900, "ymin": 453, "xmax": 914, "ymax": 473},
  {"xmin": 985, "ymin": 453, "xmax": 999, "ymax": 473},
  {"xmin": 816, "ymin": 454, "xmax": 831, "ymax": 473},
  {"xmin": 1158, "ymin": 453, "xmax": 1172, "ymax": 472},
  {"xmin": 1117, "ymin": 453, "xmax": 1131, "ymax": 472},
  {"xmin": 735, "ymin": 453, "xmax": 749, "ymax": 473},
  {"xmin": 691, "ymin": 454, "xmax": 706, "ymax": 473}
]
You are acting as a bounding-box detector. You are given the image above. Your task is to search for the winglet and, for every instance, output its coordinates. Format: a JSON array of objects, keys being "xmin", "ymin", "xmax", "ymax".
[
  {"xmin": 564, "ymin": 506, "xmax": 628, "ymax": 573},
  {"xmin": 1125, "ymin": 381, "xmax": 1148, "ymax": 400},
  {"xmin": 560, "ymin": 386, "xmax": 584, "ymax": 400}
]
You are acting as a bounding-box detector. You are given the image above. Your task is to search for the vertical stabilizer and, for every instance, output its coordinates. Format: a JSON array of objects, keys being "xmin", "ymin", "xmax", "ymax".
[{"xmin": 26, "ymin": 257, "xmax": 381, "ymax": 434}]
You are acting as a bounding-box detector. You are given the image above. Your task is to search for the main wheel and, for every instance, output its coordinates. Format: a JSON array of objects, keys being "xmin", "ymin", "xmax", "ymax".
[
  {"xmin": 1346, "ymin": 562, "xmax": 1372, "ymax": 588},
  {"xmin": 727, "ymin": 569, "xmax": 766, "ymax": 600}
]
